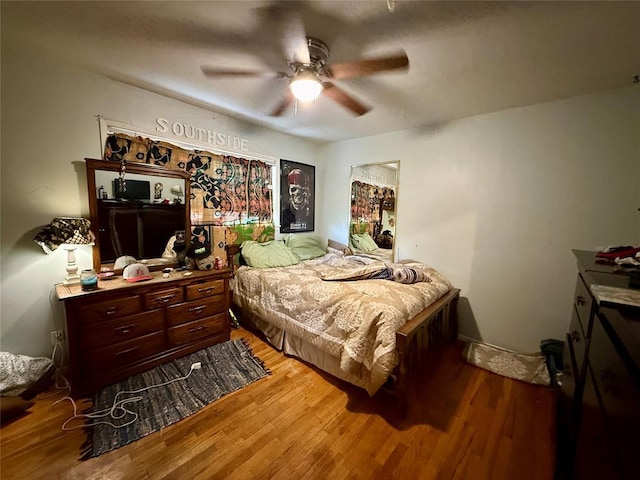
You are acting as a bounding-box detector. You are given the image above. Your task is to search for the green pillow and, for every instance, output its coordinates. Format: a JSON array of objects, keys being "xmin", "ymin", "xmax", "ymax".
[
  {"xmin": 285, "ymin": 235, "xmax": 327, "ymax": 260},
  {"xmin": 350, "ymin": 233, "xmax": 378, "ymax": 252},
  {"xmin": 241, "ymin": 240, "xmax": 300, "ymax": 268}
]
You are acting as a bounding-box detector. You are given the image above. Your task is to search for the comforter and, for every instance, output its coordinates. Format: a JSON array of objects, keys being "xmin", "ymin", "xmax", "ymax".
[{"xmin": 233, "ymin": 252, "xmax": 452, "ymax": 395}]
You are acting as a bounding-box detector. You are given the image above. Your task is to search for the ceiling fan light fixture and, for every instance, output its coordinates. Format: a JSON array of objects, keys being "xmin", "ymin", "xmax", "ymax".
[{"xmin": 289, "ymin": 69, "xmax": 323, "ymax": 102}]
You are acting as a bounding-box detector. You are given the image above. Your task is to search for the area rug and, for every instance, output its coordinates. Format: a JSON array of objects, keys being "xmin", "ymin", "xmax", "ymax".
[
  {"xmin": 81, "ymin": 338, "xmax": 270, "ymax": 459},
  {"xmin": 462, "ymin": 341, "xmax": 550, "ymax": 386}
]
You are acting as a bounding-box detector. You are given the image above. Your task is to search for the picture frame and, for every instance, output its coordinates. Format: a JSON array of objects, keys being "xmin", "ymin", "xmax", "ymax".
[{"xmin": 280, "ymin": 159, "xmax": 315, "ymax": 233}]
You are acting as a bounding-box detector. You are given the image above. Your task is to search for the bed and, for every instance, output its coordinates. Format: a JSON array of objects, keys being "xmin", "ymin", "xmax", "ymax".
[{"xmin": 227, "ymin": 238, "xmax": 459, "ymax": 413}]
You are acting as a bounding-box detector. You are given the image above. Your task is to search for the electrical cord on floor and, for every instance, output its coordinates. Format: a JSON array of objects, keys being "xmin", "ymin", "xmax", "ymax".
[{"xmin": 55, "ymin": 362, "xmax": 201, "ymax": 431}]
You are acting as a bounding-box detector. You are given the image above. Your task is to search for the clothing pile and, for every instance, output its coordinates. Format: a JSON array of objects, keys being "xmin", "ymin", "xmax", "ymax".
[{"xmin": 596, "ymin": 245, "xmax": 640, "ymax": 266}]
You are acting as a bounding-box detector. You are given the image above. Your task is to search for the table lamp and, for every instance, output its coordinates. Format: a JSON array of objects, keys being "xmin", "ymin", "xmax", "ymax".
[
  {"xmin": 170, "ymin": 184, "xmax": 184, "ymax": 204},
  {"xmin": 34, "ymin": 217, "xmax": 95, "ymax": 284}
]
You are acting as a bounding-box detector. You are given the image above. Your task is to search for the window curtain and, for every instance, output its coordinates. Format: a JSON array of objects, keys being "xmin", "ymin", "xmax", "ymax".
[
  {"xmin": 190, "ymin": 155, "xmax": 272, "ymax": 225},
  {"xmin": 103, "ymin": 132, "xmax": 274, "ymax": 266},
  {"xmin": 103, "ymin": 132, "xmax": 273, "ymax": 226}
]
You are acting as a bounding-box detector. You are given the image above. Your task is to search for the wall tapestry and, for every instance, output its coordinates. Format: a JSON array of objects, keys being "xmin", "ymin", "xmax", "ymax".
[
  {"xmin": 103, "ymin": 131, "xmax": 275, "ymax": 266},
  {"xmin": 350, "ymin": 180, "xmax": 394, "ymax": 225},
  {"xmin": 280, "ymin": 159, "xmax": 314, "ymax": 233},
  {"xmin": 104, "ymin": 132, "xmax": 272, "ymax": 226}
]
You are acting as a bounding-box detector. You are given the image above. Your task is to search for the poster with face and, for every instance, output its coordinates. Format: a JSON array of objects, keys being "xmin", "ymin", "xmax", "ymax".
[{"xmin": 280, "ymin": 159, "xmax": 315, "ymax": 233}]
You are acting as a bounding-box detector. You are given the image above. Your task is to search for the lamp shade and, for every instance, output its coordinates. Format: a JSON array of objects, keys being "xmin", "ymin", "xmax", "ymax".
[{"xmin": 33, "ymin": 217, "xmax": 95, "ymax": 254}]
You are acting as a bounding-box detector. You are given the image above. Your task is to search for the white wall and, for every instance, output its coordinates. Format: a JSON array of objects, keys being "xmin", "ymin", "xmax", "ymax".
[
  {"xmin": 2, "ymin": 44, "xmax": 638, "ymax": 360},
  {"xmin": 320, "ymin": 86, "xmax": 640, "ymax": 352},
  {"xmin": 351, "ymin": 163, "xmax": 397, "ymax": 188},
  {"xmin": 1, "ymin": 45, "xmax": 320, "ymax": 358}
]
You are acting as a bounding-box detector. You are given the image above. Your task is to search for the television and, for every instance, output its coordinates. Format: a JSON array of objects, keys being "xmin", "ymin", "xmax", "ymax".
[{"xmin": 112, "ymin": 179, "xmax": 151, "ymax": 201}]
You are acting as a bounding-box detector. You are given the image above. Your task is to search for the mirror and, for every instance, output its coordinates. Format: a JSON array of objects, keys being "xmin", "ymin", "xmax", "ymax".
[
  {"xmin": 86, "ymin": 158, "xmax": 191, "ymax": 272},
  {"xmin": 349, "ymin": 161, "xmax": 399, "ymax": 262}
]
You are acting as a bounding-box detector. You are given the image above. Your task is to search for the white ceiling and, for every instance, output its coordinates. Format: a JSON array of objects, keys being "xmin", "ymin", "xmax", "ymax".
[{"xmin": 3, "ymin": 1, "xmax": 639, "ymax": 143}]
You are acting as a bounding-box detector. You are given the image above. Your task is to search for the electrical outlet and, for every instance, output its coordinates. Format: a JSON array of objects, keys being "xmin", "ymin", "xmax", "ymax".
[{"xmin": 50, "ymin": 330, "xmax": 64, "ymax": 346}]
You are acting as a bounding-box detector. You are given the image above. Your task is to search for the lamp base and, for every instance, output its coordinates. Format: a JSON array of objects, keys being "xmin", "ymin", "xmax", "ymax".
[
  {"xmin": 63, "ymin": 246, "xmax": 80, "ymax": 285},
  {"xmin": 64, "ymin": 275, "xmax": 81, "ymax": 285}
]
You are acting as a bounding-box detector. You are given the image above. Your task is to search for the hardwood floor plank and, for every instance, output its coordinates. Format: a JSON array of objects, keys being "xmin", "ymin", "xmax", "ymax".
[{"xmin": 0, "ymin": 329, "xmax": 556, "ymax": 480}]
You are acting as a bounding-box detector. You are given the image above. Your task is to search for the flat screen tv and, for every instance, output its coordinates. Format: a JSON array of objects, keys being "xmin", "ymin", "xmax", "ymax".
[{"xmin": 112, "ymin": 179, "xmax": 151, "ymax": 201}]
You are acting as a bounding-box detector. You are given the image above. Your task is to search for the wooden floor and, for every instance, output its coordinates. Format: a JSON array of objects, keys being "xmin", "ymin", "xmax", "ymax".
[{"xmin": 0, "ymin": 328, "xmax": 556, "ymax": 480}]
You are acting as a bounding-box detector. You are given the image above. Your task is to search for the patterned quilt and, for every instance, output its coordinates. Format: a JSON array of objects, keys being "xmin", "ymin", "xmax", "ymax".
[{"xmin": 232, "ymin": 252, "xmax": 452, "ymax": 395}]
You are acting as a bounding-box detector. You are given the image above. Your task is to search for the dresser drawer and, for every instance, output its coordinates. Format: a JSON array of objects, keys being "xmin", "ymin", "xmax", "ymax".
[
  {"xmin": 573, "ymin": 274, "xmax": 593, "ymax": 330},
  {"xmin": 185, "ymin": 279, "xmax": 225, "ymax": 300},
  {"xmin": 568, "ymin": 307, "xmax": 587, "ymax": 377},
  {"xmin": 559, "ymin": 332, "xmax": 578, "ymax": 411},
  {"xmin": 144, "ymin": 287, "xmax": 184, "ymax": 309},
  {"xmin": 589, "ymin": 316, "xmax": 639, "ymax": 416},
  {"xmin": 589, "ymin": 314, "xmax": 640, "ymax": 476},
  {"xmin": 78, "ymin": 294, "xmax": 141, "ymax": 322},
  {"xmin": 166, "ymin": 295, "xmax": 226, "ymax": 326},
  {"xmin": 85, "ymin": 332, "xmax": 166, "ymax": 374},
  {"xmin": 167, "ymin": 313, "xmax": 228, "ymax": 347},
  {"xmin": 572, "ymin": 364, "xmax": 621, "ymax": 479},
  {"xmin": 81, "ymin": 310, "xmax": 164, "ymax": 350}
]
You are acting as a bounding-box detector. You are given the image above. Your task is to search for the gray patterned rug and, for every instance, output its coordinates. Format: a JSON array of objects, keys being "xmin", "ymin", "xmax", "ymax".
[
  {"xmin": 81, "ymin": 338, "xmax": 270, "ymax": 459},
  {"xmin": 462, "ymin": 341, "xmax": 550, "ymax": 386}
]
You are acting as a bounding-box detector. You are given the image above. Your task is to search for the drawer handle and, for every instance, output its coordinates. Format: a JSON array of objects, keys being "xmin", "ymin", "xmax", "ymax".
[
  {"xmin": 154, "ymin": 294, "xmax": 176, "ymax": 304},
  {"xmin": 189, "ymin": 325, "xmax": 208, "ymax": 334},
  {"xmin": 188, "ymin": 305, "xmax": 206, "ymax": 315},
  {"xmin": 576, "ymin": 295, "xmax": 585, "ymax": 306},
  {"xmin": 104, "ymin": 306, "xmax": 123, "ymax": 316},
  {"xmin": 115, "ymin": 324, "xmax": 137, "ymax": 335},
  {"xmin": 115, "ymin": 347, "xmax": 139, "ymax": 357},
  {"xmin": 197, "ymin": 287, "xmax": 214, "ymax": 295},
  {"xmin": 571, "ymin": 330, "xmax": 580, "ymax": 343}
]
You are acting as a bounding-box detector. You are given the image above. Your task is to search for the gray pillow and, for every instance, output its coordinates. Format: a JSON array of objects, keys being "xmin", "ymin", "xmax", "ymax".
[{"xmin": 0, "ymin": 352, "xmax": 54, "ymax": 397}]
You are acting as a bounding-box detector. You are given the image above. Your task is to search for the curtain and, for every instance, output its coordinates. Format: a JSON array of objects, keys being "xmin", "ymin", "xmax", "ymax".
[
  {"xmin": 103, "ymin": 132, "xmax": 273, "ymax": 226},
  {"xmin": 189, "ymin": 155, "xmax": 272, "ymax": 225}
]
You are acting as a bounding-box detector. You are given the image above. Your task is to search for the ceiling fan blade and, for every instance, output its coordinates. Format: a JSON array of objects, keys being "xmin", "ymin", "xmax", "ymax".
[
  {"xmin": 322, "ymin": 82, "xmax": 370, "ymax": 116},
  {"xmin": 269, "ymin": 92, "xmax": 294, "ymax": 117},
  {"xmin": 328, "ymin": 53, "xmax": 409, "ymax": 80},
  {"xmin": 261, "ymin": 4, "xmax": 310, "ymax": 64},
  {"xmin": 281, "ymin": 14, "xmax": 310, "ymax": 64},
  {"xmin": 201, "ymin": 66, "xmax": 286, "ymax": 78}
]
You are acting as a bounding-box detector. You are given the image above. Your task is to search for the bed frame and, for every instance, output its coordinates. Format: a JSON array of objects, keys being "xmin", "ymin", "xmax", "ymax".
[
  {"xmin": 392, "ymin": 287, "xmax": 460, "ymax": 415},
  {"xmin": 225, "ymin": 245, "xmax": 460, "ymax": 416}
]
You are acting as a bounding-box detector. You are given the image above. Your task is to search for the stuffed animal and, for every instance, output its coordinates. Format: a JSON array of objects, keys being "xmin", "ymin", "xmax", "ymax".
[
  {"xmin": 185, "ymin": 240, "xmax": 216, "ymax": 271},
  {"xmin": 185, "ymin": 253, "xmax": 216, "ymax": 271}
]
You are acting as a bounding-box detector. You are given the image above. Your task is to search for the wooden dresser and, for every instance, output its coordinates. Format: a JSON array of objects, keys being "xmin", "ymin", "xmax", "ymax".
[
  {"xmin": 56, "ymin": 268, "xmax": 233, "ymax": 397},
  {"xmin": 556, "ymin": 250, "xmax": 640, "ymax": 480}
]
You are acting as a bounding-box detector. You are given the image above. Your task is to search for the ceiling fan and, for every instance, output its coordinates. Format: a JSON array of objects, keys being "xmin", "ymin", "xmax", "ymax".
[{"xmin": 201, "ymin": 35, "xmax": 409, "ymax": 117}]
